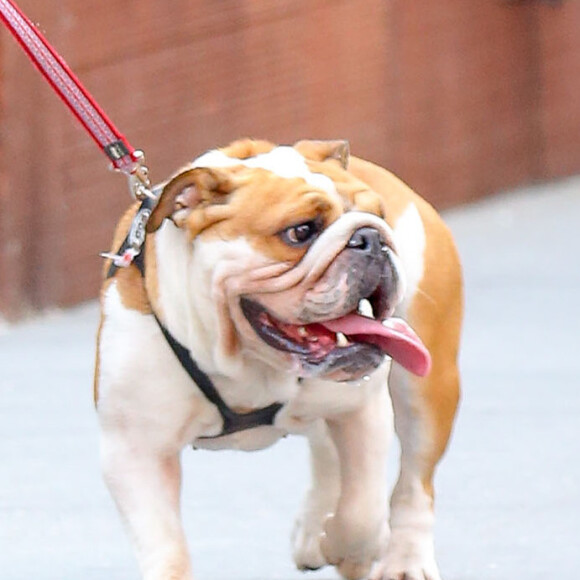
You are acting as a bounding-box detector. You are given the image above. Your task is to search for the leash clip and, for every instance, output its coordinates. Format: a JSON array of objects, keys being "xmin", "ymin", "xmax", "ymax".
[{"xmin": 128, "ymin": 150, "xmax": 156, "ymax": 201}]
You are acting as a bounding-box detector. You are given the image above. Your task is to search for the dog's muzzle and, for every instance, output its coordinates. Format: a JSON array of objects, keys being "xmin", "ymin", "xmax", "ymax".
[
  {"xmin": 239, "ymin": 224, "xmax": 431, "ymax": 381},
  {"xmin": 336, "ymin": 226, "xmax": 398, "ymax": 320}
]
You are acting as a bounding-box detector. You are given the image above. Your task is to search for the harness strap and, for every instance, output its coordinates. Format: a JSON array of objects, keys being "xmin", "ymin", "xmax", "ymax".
[
  {"xmin": 106, "ymin": 222, "xmax": 284, "ymax": 440},
  {"xmin": 154, "ymin": 317, "xmax": 284, "ymax": 438}
]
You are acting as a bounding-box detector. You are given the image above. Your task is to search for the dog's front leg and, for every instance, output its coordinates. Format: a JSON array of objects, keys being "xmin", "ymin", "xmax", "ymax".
[
  {"xmin": 321, "ymin": 381, "xmax": 394, "ymax": 580},
  {"xmin": 101, "ymin": 434, "xmax": 192, "ymax": 580},
  {"xmin": 292, "ymin": 420, "xmax": 341, "ymax": 571}
]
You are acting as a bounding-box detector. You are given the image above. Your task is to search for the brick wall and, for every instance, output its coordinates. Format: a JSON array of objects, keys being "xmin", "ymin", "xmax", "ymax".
[
  {"xmin": 1, "ymin": 0, "xmax": 578, "ymax": 318},
  {"xmin": 538, "ymin": 2, "xmax": 580, "ymax": 176}
]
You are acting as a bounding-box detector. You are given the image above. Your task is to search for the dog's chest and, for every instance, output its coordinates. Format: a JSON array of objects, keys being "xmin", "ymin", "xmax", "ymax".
[
  {"xmin": 194, "ymin": 362, "xmax": 390, "ymax": 451},
  {"xmin": 100, "ymin": 285, "xmax": 384, "ymax": 452}
]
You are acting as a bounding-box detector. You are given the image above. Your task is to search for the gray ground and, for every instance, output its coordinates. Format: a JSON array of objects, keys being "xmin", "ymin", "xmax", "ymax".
[{"xmin": 1, "ymin": 177, "xmax": 579, "ymax": 580}]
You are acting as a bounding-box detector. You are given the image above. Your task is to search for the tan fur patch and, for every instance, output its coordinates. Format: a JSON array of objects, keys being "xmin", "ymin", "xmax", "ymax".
[
  {"xmin": 317, "ymin": 156, "xmax": 415, "ymax": 227},
  {"xmin": 219, "ymin": 139, "xmax": 276, "ymax": 159},
  {"xmin": 189, "ymin": 169, "xmax": 343, "ymax": 263},
  {"xmin": 144, "ymin": 236, "xmax": 161, "ymax": 317},
  {"xmin": 116, "ymin": 267, "xmax": 152, "ymax": 313},
  {"xmin": 390, "ymin": 198, "xmax": 462, "ymax": 497},
  {"xmin": 293, "ymin": 139, "xmax": 349, "ymax": 167}
]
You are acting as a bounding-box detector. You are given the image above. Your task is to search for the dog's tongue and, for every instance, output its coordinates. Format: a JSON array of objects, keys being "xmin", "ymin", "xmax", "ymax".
[{"xmin": 321, "ymin": 315, "xmax": 431, "ymax": 377}]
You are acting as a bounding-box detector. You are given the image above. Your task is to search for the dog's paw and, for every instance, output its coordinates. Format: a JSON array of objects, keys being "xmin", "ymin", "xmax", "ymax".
[
  {"xmin": 369, "ymin": 531, "xmax": 441, "ymax": 580},
  {"xmin": 291, "ymin": 509, "xmax": 328, "ymax": 571},
  {"xmin": 319, "ymin": 513, "xmax": 387, "ymax": 580}
]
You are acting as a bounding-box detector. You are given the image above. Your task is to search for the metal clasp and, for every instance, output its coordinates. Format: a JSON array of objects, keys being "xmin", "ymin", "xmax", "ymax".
[{"xmin": 128, "ymin": 150, "xmax": 156, "ymax": 201}]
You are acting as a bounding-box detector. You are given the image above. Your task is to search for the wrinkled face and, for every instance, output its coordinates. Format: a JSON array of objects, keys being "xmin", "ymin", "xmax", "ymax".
[{"xmin": 148, "ymin": 140, "xmax": 424, "ymax": 381}]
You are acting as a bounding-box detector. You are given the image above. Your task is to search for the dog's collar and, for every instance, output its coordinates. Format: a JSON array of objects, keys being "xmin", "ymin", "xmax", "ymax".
[
  {"xmin": 102, "ymin": 196, "xmax": 156, "ymax": 275},
  {"xmin": 105, "ymin": 210, "xmax": 284, "ymax": 440}
]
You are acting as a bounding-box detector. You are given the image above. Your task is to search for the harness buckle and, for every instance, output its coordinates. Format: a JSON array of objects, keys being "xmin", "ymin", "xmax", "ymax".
[{"xmin": 100, "ymin": 247, "xmax": 140, "ymax": 268}]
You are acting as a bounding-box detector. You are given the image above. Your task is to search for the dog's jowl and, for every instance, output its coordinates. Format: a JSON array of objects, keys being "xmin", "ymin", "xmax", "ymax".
[{"xmin": 95, "ymin": 139, "xmax": 462, "ymax": 580}]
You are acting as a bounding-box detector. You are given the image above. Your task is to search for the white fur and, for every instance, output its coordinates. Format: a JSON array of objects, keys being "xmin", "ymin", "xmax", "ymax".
[
  {"xmin": 154, "ymin": 224, "xmax": 302, "ymax": 421},
  {"xmin": 193, "ymin": 146, "xmax": 340, "ymax": 200},
  {"xmin": 370, "ymin": 360, "xmax": 442, "ymax": 580},
  {"xmin": 98, "ymin": 284, "xmax": 213, "ymax": 580},
  {"xmin": 292, "ymin": 421, "xmax": 341, "ymax": 570},
  {"xmin": 371, "ymin": 468, "xmax": 441, "ymax": 580},
  {"xmin": 293, "ymin": 363, "xmax": 394, "ymax": 578},
  {"xmin": 392, "ymin": 203, "xmax": 426, "ymax": 313},
  {"xmin": 98, "ymin": 282, "xmax": 216, "ymax": 441}
]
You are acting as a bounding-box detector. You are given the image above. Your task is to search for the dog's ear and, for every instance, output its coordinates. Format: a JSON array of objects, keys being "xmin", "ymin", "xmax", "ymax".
[
  {"xmin": 146, "ymin": 167, "xmax": 236, "ymax": 233},
  {"xmin": 293, "ymin": 139, "xmax": 350, "ymax": 169}
]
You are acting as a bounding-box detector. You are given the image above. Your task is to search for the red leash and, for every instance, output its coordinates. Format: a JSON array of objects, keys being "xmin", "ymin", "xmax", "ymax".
[{"xmin": 0, "ymin": 0, "xmax": 153, "ymax": 200}]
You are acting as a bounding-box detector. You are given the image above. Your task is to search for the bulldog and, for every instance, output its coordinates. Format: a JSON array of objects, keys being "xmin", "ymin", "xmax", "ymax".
[{"xmin": 95, "ymin": 139, "xmax": 462, "ymax": 580}]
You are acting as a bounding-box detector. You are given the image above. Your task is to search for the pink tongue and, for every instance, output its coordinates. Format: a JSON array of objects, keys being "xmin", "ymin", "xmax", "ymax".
[{"xmin": 321, "ymin": 314, "xmax": 432, "ymax": 377}]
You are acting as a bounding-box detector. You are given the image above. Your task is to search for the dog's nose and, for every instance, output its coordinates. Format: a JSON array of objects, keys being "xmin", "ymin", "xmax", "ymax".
[{"xmin": 347, "ymin": 227, "xmax": 385, "ymax": 255}]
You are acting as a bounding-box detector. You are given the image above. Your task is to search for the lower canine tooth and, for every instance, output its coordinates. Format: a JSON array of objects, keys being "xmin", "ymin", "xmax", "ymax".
[
  {"xmin": 358, "ymin": 298, "xmax": 373, "ymax": 318},
  {"xmin": 336, "ymin": 332, "xmax": 349, "ymax": 347}
]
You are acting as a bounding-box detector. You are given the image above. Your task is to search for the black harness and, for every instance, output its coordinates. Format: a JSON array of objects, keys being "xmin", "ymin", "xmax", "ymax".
[{"xmin": 106, "ymin": 202, "xmax": 283, "ymax": 439}]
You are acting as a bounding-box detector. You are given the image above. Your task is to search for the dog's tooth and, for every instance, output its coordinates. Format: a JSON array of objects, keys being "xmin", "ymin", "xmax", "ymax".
[
  {"xmin": 297, "ymin": 326, "xmax": 308, "ymax": 337},
  {"xmin": 336, "ymin": 332, "xmax": 349, "ymax": 347},
  {"xmin": 358, "ymin": 298, "xmax": 374, "ymax": 318}
]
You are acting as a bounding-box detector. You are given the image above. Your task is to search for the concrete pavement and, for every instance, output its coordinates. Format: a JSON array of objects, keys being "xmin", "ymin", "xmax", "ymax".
[{"xmin": 1, "ymin": 176, "xmax": 579, "ymax": 579}]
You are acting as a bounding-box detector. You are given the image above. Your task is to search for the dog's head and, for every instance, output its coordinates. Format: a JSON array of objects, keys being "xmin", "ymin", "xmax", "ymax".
[{"xmin": 147, "ymin": 139, "xmax": 430, "ymax": 381}]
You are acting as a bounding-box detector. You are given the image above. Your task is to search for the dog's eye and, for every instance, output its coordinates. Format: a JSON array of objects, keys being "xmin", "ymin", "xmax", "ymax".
[{"xmin": 280, "ymin": 220, "xmax": 321, "ymax": 247}]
